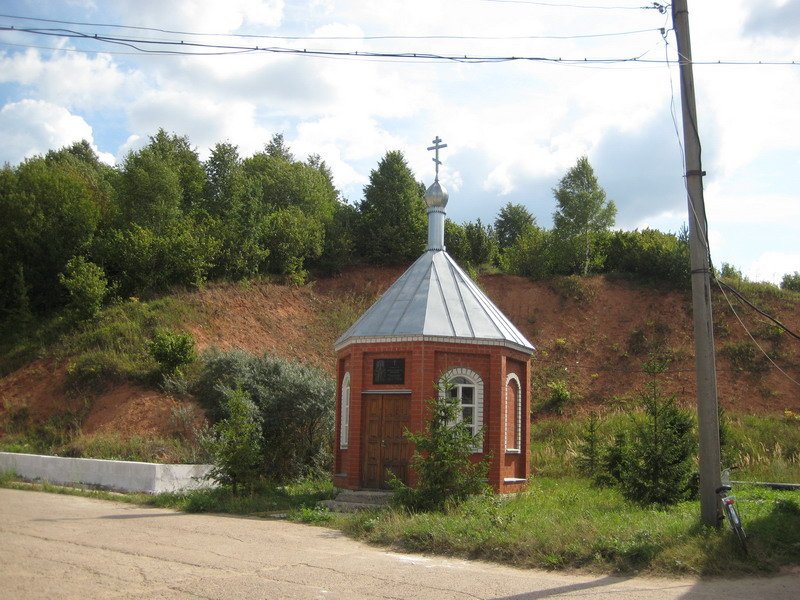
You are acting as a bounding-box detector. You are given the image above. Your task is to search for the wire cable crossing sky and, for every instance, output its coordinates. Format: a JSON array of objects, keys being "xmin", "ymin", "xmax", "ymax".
[{"xmin": 0, "ymin": 0, "xmax": 798, "ymax": 283}]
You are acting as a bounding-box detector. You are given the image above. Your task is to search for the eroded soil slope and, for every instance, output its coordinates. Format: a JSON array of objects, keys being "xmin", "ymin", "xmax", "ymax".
[{"xmin": 1, "ymin": 267, "xmax": 798, "ymax": 440}]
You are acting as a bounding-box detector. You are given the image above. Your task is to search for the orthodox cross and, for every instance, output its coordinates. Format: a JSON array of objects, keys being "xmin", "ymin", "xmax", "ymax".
[{"xmin": 427, "ymin": 136, "xmax": 447, "ymax": 182}]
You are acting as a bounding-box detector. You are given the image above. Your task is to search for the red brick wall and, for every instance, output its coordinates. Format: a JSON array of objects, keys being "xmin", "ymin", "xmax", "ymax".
[{"xmin": 333, "ymin": 340, "xmax": 532, "ymax": 493}]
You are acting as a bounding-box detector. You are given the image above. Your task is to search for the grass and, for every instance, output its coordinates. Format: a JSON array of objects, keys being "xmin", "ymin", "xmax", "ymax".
[
  {"xmin": 0, "ymin": 473, "xmax": 335, "ymax": 517},
  {"xmin": 725, "ymin": 413, "xmax": 800, "ymax": 481},
  {"xmin": 724, "ymin": 278, "xmax": 800, "ymax": 306},
  {"xmin": 0, "ymin": 312, "xmax": 73, "ymax": 376},
  {"xmin": 335, "ymin": 478, "xmax": 800, "ymax": 576},
  {"xmin": 63, "ymin": 432, "xmax": 207, "ymax": 463},
  {"xmin": 309, "ymin": 288, "xmax": 379, "ymax": 342},
  {"xmin": 150, "ymin": 477, "xmax": 335, "ymax": 516},
  {"xmin": 0, "ymin": 473, "xmax": 155, "ymax": 505},
  {"xmin": 0, "ymin": 294, "xmax": 199, "ymax": 382},
  {"xmin": 532, "ymin": 412, "xmax": 800, "ymax": 484},
  {"xmin": 55, "ymin": 296, "xmax": 200, "ymax": 391},
  {"xmin": 0, "ymin": 412, "xmax": 207, "ymax": 464}
]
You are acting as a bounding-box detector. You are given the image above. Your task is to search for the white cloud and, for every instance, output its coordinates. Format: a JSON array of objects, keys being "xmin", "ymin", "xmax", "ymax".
[
  {"xmin": 0, "ymin": 100, "xmax": 97, "ymax": 165},
  {"xmin": 0, "ymin": 49, "xmax": 133, "ymax": 110},
  {"xmin": 743, "ymin": 0, "xmax": 800, "ymax": 38},
  {"xmin": 483, "ymin": 165, "xmax": 514, "ymax": 196},
  {"xmin": 294, "ymin": 114, "xmax": 406, "ymax": 191},
  {"xmin": 116, "ymin": 134, "xmax": 145, "ymax": 163},
  {"xmin": 126, "ymin": 91, "xmax": 272, "ymax": 159},
  {"xmin": 706, "ymin": 190, "xmax": 800, "ymax": 225},
  {"xmin": 747, "ymin": 252, "xmax": 800, "ymax": 284},
  {"xmin": 113, "ymin": 0, "xmax": 283, "ymax": 32}
]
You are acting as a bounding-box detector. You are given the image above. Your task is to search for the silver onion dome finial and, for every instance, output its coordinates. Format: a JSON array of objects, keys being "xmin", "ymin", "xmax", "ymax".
[
  {"xmin": 424, "ymin": 136, "xmax": 449, "ymax": 209},
  {"xmin": 424, "ymin": 136, "xmax": 448, "ymax": 250}
]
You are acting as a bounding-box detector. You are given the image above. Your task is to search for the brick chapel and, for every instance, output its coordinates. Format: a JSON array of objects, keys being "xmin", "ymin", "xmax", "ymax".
[{"xmin": 333, "ymin": 138, "xmax": 535, "ymax": 494}]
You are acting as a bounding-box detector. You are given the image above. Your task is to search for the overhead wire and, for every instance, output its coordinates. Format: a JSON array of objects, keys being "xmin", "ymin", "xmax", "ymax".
[
  {"xmin": 0, "ymin": 15, "xmax": 662, "ymax": 41},
  {"xmin": 0, "ymin": 25, "xmax": 668, "ymax": 62},
  {"xmin": 478, "ymin": 0, "xmax": 666, "ymax": 10},
  {"xmin": 661, "ymin": 27, "xmax": 800, "ymax": 388},
  {"xmin": 714, "ymin": 283, "xmax": 800, "ymax": 387},
  {"xmin": 1, "ymin": 25, "xmax": 797, "ymax": 65}
]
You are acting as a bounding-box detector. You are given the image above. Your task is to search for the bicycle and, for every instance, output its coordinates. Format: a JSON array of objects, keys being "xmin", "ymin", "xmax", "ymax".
[{"xmin": 716, "ymin": 469, "xmax": 747, "ymax": 554}]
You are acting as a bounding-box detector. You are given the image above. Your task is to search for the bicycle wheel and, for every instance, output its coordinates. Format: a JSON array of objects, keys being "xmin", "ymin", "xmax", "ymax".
[{"xmin": 726, "ymin": 503, "xmax": 748, "ymax": 554}]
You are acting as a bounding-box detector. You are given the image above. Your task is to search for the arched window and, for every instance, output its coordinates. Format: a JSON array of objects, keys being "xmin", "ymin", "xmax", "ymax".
[
  {"xmin": 505, "ymin": 373, "xmax": 522, "ymax": 453},
  {"xmin": 339, "ymin": 372, "xmax": 351, "ymax": 450},
  {"xmin": 439, "ymin": 367, "xmax": 484, "ymax": 452}
]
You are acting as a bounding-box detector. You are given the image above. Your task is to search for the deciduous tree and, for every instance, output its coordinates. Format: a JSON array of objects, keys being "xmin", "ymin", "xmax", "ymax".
[
  {"xmin": 552, "ymin": 156, "xmax": 616, "ymax": 276},
  {"xmin": 494, "ymin": 202, "xmax": 535, "ymax": 249},
  {"xmin": 357, "ymin": 151, "xmax": 426, "ymax": 264},
  {"xmin": 463, "ymin": 219, "xmax": 498, "ymax": 267}
]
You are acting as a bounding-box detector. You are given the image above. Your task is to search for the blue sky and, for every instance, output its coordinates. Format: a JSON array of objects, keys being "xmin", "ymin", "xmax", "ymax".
[{"xmin": 1, "ymin": 0, "xmax": 798, "ymax": 282}]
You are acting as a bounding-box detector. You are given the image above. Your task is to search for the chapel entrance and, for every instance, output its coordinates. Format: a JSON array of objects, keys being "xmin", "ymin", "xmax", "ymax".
[{"xmin": 361, "ymin": 394, "xmax": 411, "ymax": 489}]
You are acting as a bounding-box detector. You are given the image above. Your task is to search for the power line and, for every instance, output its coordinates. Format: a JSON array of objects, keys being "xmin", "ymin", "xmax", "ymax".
[
  {"xmin": 2, "ymin": 25, "xmax": 797, "ymax": 65},
  {"xmin": 478, "ymin": 0, "xmax": 667, "ymax": 10},
  {"xmin": 0, "ymin": 14, "xmax": 662, "ymax": 41},
  {"xmin": 715, "ymin": 282, "xmax": 800, "ymax": 388},
  {"xmin": 716, "ymin": 280, "xmax": 800, "ymax": 343}
]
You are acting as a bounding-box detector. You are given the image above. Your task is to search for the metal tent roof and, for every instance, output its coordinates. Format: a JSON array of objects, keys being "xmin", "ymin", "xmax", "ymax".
[{"xmin": 335, "ymin": 250, "xmax": 535, "ymax": 354}]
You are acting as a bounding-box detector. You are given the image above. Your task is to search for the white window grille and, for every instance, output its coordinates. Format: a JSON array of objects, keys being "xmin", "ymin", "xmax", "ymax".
[
  {"xmin": 439, "ymin": 368, "xmax": 484, "ymax": 452},
  {"xmin": 339, "ymin": 372, "xmax": 350, "ymax": 450}
]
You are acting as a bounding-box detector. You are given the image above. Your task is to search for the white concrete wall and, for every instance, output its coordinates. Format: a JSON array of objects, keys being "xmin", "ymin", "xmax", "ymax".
[{"xmin": 0, "ymin": 452, "xmax": 215, "ymax": 494}]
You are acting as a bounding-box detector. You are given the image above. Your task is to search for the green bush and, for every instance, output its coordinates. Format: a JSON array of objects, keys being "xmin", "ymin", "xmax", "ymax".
[
  {"xmin": 781, "ymin": 271, "xmax": 800, "ymax": 292},
  {"xmin": 551, "ymin": 275, "xmax": 593, "ymax": 303},
  {"xmin": 202, "ymin": 388, "xmax": 263, "ymax": 493},
  {"xmin": 149, "ymin": 329, "xmax": 196, "ymax": 376},
  {"xmin": 262, "ymin": 206, "xmax": 324, "ymax": 282},
  {"xmin": 627, "ymin": 320, "xmax": 670, "ymax": 356},
  {"xmin": 605, "ymin": 228, "xmax": 690, "ymax": 286},
  {"xmin": 193, "ymin": 349, "xmax": 334, "ymax": 482},
  {"xmin": 502, "ymin": 225, "xmax": 553, "ymax": 279},
  {"xmin": 542, "ymin": 380, "xmax": 572, "ymax": 415},
  {"xmin": 599, "ymin": 432, "xmax": 629, "ymax": 487},
  {"xmin": 59, "ymin": 256, "xmax": 108, "ymax": 320},
  {"xmin": 390, "ymin": 389, "xmax": 489, "ymax": 512},
  {"xmin": 94, "ymin": 220, "xmax": 219, "ymax": 296},
  {"xmin": 65, "ymin": 349, "xmax": 132, "ymax": 391}
]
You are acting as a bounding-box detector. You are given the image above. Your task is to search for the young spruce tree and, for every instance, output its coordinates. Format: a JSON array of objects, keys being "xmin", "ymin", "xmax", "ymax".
[
  {"xmin": 390, "ymin": 383, "xmax": 489, "ymax": 512},
  {"xmin": 619, "ymin": 357, "xmax": 695, "ymax": 505}
]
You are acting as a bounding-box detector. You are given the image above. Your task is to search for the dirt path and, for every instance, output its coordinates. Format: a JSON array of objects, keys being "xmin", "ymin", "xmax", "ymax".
[{"xmin": 0, "ymin": 489, "xmax": 797, "ymax": 599}]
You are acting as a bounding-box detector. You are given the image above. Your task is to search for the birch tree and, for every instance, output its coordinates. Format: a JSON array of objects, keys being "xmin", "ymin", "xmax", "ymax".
[{"xmin": 552, "ymin": 156, "xmax": 616, "ymax": 276}]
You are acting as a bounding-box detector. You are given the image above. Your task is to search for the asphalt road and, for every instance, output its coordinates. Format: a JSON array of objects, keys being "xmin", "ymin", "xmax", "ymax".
[{"xmin": 1, "ymin": 488, "xmax": 798, "ymax": 599}]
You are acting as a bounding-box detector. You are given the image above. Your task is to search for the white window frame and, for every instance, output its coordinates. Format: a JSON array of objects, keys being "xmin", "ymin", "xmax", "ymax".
[
  {"xmin": 339, "ymin": 372, "xmax": 351, "ymax": 450},
  {"xmin": 439, "ymin": 367, "xmax": 484, "ymax": 453},
  {"xmin": 505, "ymin": 373, "xmax": 522, "ymax": 453}
]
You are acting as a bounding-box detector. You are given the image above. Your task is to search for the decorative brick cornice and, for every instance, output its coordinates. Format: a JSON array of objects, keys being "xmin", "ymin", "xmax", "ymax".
[{"xmin": 334, "ymin": 334, "xmax": 534, "ymax": 355}]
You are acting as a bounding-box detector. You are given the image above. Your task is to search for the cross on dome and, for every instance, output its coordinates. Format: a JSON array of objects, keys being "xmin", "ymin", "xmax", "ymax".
[{"xmin": 427, "ymin": 136, "xmax": 447, "ymax": 182}]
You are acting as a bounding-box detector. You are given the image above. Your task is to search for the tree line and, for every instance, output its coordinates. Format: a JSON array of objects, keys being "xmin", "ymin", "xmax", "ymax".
[{"xmin": 3, "ymin": 130, "xmax": 789, "ymax": 325}]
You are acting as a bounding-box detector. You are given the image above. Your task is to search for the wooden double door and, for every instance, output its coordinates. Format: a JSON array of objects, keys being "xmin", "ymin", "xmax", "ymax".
[{"xmin": 362, "ymin": 394, "xmax": 411, "ymax": 489}]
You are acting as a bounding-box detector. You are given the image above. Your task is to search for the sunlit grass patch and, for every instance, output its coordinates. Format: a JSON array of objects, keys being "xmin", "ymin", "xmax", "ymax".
[{"xmin": 337, "ymin": 477, "xmax": 800, "ymax": 575}]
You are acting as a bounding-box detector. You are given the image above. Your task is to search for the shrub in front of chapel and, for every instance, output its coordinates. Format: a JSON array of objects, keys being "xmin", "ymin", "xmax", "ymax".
[
  {"xmin": 390, "ymin": 389, "xmax": 490, "ymax": 512},
  {"xmin": 193, "ymin": 349, "xmax": 335, "ymax": 482},
  {"xmin": 202, "ymin": 387, "xmax": 263, "ymax": 493}
]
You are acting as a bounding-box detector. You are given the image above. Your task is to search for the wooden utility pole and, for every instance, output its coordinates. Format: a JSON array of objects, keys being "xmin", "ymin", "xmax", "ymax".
[{"xmin": 672, "ymin": 0, "xmax": 721, "ymax": 527}]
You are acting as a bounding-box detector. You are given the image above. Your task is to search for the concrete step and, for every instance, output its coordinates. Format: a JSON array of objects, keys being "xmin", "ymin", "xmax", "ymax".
[{"xmin": 322, "ymin": 489, "xmax": 393, "ymax": 512}]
